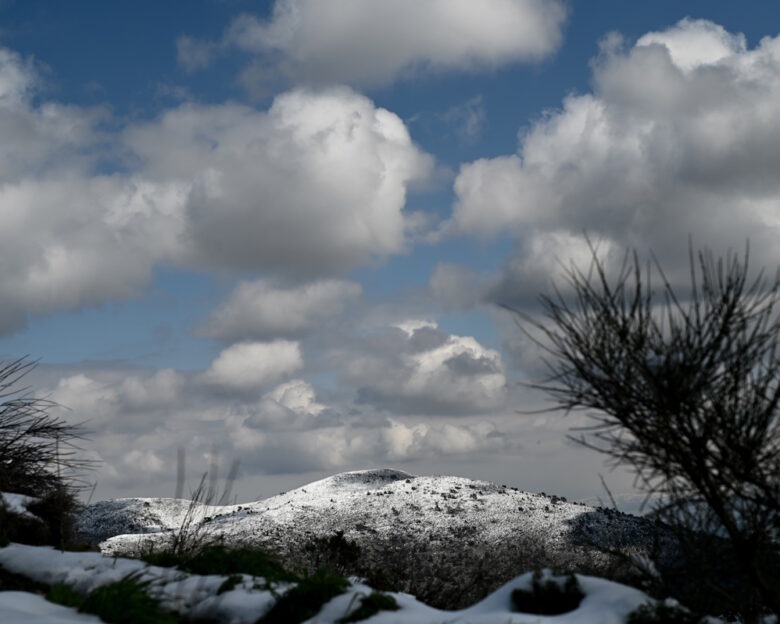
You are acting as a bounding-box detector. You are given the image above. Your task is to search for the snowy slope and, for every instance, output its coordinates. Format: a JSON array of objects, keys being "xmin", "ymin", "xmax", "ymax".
[{"xmin": 77, "ymin": 469, "xmax": 670, "ymax": 609}]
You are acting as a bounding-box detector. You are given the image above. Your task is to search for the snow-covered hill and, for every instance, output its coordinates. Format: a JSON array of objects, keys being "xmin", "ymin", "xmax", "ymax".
[{"xmin": 77, "ymin": 469, "xmax": 670, "ymax": 609}]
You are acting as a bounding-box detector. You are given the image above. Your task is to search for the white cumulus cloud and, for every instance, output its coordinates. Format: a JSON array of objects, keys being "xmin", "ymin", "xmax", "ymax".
[
  {"xmin": 342, "ymin": 321, "xmax": 507, "ymax": 415},
  {"xmin": 449, "ymin": 18, "xmax": 780, "ymax": 282},
  {"xmin": 203, "ymin": 279, "xmax": 362, "ymax": 341},
  {"xmin": 127, "ymin": 87, "xmax": 434, "ymax": 275},
  {"xmin": 636, "ymin": 17, "xmax": 746, "ymax": 71},
  {"xmin": 201, "ymin": 341, "xmax": 303, "ymax": 393},
  {"xmin": 180, "ymin": 0, "xmax": 567, "ymax": 89}
]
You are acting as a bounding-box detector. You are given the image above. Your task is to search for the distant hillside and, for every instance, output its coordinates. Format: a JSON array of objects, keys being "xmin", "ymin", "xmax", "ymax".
[{"xmin": 77, "ymin": 469, "xmax": 674, "ymax": 609}]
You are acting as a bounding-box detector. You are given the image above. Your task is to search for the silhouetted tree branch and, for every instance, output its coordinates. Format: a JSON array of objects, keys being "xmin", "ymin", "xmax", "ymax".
[
  {"xmin": 0, "ymin": 357, "xmax": 95, "ymax": 495},
  {"xmin": 506, "ymin": 240, "xmax": 779, "ymax": 622}
]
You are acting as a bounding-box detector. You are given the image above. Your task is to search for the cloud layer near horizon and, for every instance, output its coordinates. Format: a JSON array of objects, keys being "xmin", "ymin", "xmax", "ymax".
[{"xmin": 34, "ymin": 319, "xmax": 512, "ymax": 494}]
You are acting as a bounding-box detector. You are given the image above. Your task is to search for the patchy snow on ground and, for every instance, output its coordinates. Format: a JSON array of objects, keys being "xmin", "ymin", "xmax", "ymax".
[{"xmin": 0, "ymin": 542, "xmax": 654, "ymax": 623}]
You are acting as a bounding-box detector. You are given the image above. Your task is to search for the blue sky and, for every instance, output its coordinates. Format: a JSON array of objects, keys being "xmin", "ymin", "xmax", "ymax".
[{"xmin": 1, "ymin": 1, "xmax": 779, "ymax": 505}]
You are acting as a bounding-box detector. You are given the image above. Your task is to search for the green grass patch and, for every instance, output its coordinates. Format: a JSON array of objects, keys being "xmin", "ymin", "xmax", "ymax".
[
  {"xmin": 142, "ymin": 544, "xmax": 298, "ymax": 587},
  {"xmin": 511, "ymin": 570, "xmax": 585, "ymax": 616},
  {"xmin": 46, "ymin": 583, "xmax": 85, "ymax": 609},
  {"xmin": 47, "ymin": 572, "xmax": 178, "ymax": 624},
  {"xmin": 259, "ymin": 569, "xmax": 349, "ymax": 624},
  {"xmin": 338, "ymin": 592, "xmax": 399, "ymax": 623}
]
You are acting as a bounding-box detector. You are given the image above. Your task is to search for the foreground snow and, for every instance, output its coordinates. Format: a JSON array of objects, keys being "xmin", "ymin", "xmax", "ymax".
[{"xmin": 0, "ymin": 543, "xmax": 654, "ymax": 623}]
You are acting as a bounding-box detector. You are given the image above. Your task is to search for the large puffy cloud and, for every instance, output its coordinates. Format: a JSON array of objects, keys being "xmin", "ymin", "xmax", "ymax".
[
  {"xmin": 203, "ymin": 278, "xmax": 362, "ymax": 341},
  {"xmin": 0, "ymin": 49, "xmax": 103, "ymax": 180},
  {"xmin": 0, "ymin": 49, "xmax": 187, "ymax": 334},
  {"xmin": 380, "ymin": 419, "xmax": 506, "ymax": 461},
  {"xmin": 0, "ymin": 45, "xmax": 433, "ymax": 336},
  {"xmin": 179, "ymin": 0, "xmax": 567, "ymax": 89},
  {"xmin": 635, "ymin": 18, "xmax": 746, "ymax": 71},
  {"xmin": 450, "ymin": 19, "xmax": 780, "ymax": 279},
  {"xmin": 339, "ymin": 320, "xmax": 507, "ymax": 415},
  {"xmin": 126, "ymin": 87, "xmax": 434, "ymax": 274},
  {"xmin": 0, "ymin": 176, "xmax": 187, "ymax": 333}
]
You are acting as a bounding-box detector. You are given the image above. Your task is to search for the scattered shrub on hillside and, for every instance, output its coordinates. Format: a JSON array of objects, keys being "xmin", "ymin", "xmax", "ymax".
[
  {"xmin": 338, "ymin": 591, "xmax": 399, "ymax": 623},
  {"xmin": 510, "ymin": 570, "xmax": 584, "ymax": 615},
  {"xmin": 303, "ymin": 530, "xmax": 361, "ymax": 576},
  {"xmin": 259, "ymin": 569, "xmax": 349, "ymax": 624}
]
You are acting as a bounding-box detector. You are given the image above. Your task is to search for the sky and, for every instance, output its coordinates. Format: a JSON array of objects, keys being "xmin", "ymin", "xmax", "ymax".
[{"xmin": 1, "ymin": 0, "xmax": 779, "ymax": 508}]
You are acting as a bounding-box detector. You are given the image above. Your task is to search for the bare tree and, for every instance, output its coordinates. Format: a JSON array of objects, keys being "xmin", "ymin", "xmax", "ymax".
[{"xmin": 506, "ymin": 241, "xmax": 779, "ymax": 622}]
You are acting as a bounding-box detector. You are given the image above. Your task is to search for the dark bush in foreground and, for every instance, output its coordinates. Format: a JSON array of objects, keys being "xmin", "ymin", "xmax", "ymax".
[
  {"xmin": 0, "ymin": 504, "xmax": 49, "ymax": 547},
  {"xmin": 143, "ymin": 544, "xmax": 297, "ymax": 587},
  {"xmin": 509, "ymin": 241, "xmax": 780, "ymax": 621},
  {"xmin": 259, "ymin": 569, "xmax": 349, "ymax": 624},
  {"xmin": 510, "ymin": 570, "xmax": 584, "ymax": 615},
  {"xmin": 627, "ymin": 600, "xmax": 705, "ymax": 624},
  {"xmin": 338, "ymin": 591, "xmax": 399, "ymax": 623},
  {"xmin": 0, "ymin": 564, "xmax": 50, "ymax": 593},
  {"xmin": 0, "ymin": 357, "xmax": 95, "ymax": 549},
  {"xmin": 47, "ymin": 573, "xmax": 178, "ymax": 624}
]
